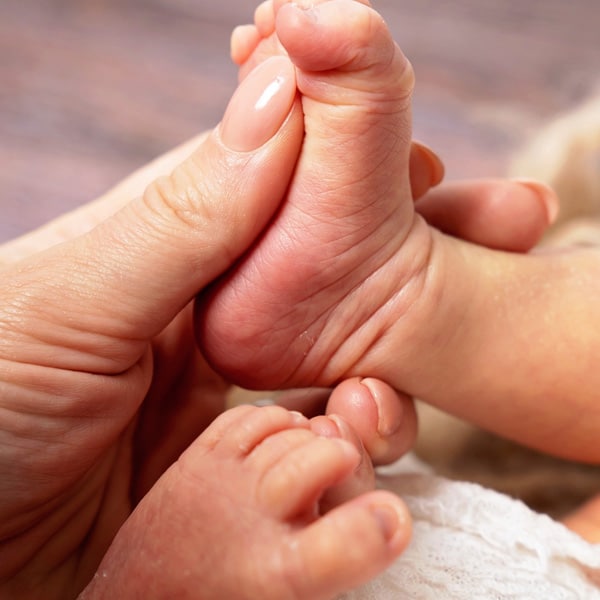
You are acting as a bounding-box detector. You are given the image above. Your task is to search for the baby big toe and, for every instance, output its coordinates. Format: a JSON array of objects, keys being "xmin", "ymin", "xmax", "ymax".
[{"xmin": 283, "ymin": 490, "xmax": 412, "ymax": 598}]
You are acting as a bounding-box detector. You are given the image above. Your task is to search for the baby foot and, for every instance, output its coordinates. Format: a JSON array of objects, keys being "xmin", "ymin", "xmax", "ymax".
[
  {"xmin": 198, "ymin": 0, "xmax": 435, "ymax": 390},
  {"xmin": 84, "ymin": 405, "xmax": 410, "ymax": 599}
]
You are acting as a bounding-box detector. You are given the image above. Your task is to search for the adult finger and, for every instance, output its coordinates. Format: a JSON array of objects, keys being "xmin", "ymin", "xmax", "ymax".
[
  {"xmin": 0, "ymin": 56, "xmax": 303, "ymax": 372},
  {"xmin": 416, "ymin": 178, "xmax": 559, "ymax": 252},
  {"xmin": 409, "ymin": 141, "xmax": 445, "ymax": 200},
  {"xmin": 326, "ymin": 378, "xmax": 418, "ymax": 466}
]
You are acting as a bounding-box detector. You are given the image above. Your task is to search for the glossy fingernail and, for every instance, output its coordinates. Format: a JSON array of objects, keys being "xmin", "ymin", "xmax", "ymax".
[
  {"xmin": 220, "ymin": 55, "xmax": 296, "ymax": 151},
  {"xmin": 513, "ymin": 178, "xmax": 560, "ymax": 224}
]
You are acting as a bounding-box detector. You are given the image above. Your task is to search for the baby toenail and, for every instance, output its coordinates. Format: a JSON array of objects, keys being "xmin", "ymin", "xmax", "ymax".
[
  {"xmin": 289, "ymin": 1, "xmax": 319, "ymax": 22},
  {"xmin": 371, "ymin": 503, "xmax": 400, "ymax": 542},
  {"xmin": 290, "ymin": 410, "xmax": 309, "ymax": 425},
  {"xmin": 311, "ymin": 415, "xmax": 341, "ymax": 438}
]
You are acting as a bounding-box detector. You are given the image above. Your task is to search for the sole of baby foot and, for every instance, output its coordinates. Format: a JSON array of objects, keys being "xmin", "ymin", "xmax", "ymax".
[{"xmin": 198, "ymin": 0, "xmax": 431, "ymax": 394}]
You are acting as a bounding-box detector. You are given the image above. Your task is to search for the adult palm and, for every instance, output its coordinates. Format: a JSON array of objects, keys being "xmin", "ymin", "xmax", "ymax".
[{"xmin": 0, "ymin": 121, "xmax": 304, "ymax": 599}]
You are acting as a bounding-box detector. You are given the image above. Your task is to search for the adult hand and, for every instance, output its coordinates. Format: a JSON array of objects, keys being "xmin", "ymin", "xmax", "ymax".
[
  {"xmin": 0, "ymin": 57, "xmax": 307, "ymax": 598},
  {"xmin": 0, "ymin": 56, "xmax": 416, "ymax": 600},
  {"xmin": 0, "ymin": 57, "xmax": 554, "ymax": 599}
]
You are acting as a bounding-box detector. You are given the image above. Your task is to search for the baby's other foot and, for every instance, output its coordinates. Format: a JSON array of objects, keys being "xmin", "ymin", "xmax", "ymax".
[
  {"xmin": 85, "ymin": 405, "xmax": 411, "ymax": 599},
  {"xmin": 230, "ymin": 1, "xmax": 280, "ymax": 68},
  {"xmin": 200, "ymin": 0, "xmax": 434, "ymax": 390}
]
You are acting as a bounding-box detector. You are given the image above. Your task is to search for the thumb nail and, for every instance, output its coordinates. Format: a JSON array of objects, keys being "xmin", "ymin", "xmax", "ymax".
[{"xmin": 220, "ymin": 56, "xmax": 297, "ymax": 152}]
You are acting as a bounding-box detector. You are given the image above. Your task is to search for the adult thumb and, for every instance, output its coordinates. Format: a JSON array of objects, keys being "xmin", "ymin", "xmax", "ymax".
[{"xmin": 1, "ymin": 56, "xmax": 302, "ymax": 369}]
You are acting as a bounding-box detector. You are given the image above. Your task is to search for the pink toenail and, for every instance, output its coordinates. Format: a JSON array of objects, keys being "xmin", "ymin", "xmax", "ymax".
[
  {"xmin": 291, "ymin": 0, "xmax": 315, "ymax": 9},
  {"xmin": 289, "ymin": 1, "xmax": 319, "ymax": 22},
  {"xmin": 333, "ymin": 438, "xmax": 361, "ymax": 462},
  {"xmin": 311, "ymin": 415, "xmax": 341, "ymax": 438},
  {"xmin": 290, "ymin": 410, "xmax": 309, "ymax": 425},
  {"xmin": 372, "ymin": 503, "xmax": 401, "ymax": 543}
]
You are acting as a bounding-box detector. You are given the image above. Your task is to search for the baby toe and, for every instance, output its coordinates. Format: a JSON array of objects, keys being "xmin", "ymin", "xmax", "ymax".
[
  {"xmin": 256, "ymin": 433, "xmax": 360, "ymax": 519},
  {"xmin": 255, "ymin": 0, "xmax": 276, "ymax": 36},
  {"xmin": 190, "ymin": 404, "xmax": 309, "ymax": 459},
  {"xmin": 282, "ymin": 490, "xmax": 412, "ymax": 598},
  {"xmin": 310, "ymin": 414, "xmax": 376, "ymax": 511}
]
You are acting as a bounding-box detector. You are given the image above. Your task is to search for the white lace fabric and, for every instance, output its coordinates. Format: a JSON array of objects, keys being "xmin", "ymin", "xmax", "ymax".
[{"xmin": 340, "ymin": 456, "xmax": 600, "ymax": 599}]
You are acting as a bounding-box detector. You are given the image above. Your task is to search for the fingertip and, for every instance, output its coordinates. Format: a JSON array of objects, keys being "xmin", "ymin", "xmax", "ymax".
[
  {"xmin": 220, "ymin": 56, "xmax": 297, "ymax": 152},
  {"xmin": 360, "ymin": 378, "xmax": 405, "ymax": 437},
  {"xmin": 326, "ymin": 378, "xmax": 417, "ymax": 466},
  {"xmin": 326, "ymin": 377, "xmax": 379, "ymax": 435},
  {"xmin": 360, "ymin": 378, "xmax": 418, "ymax": 464},
  {"xmin": 410, "ymin": 141, "xmax": 445, "ymax": 200},
  {"xmin": 511, "ymin": 178, "xmax": 560, "ymax": 225},
  {"xmin": 486, "ymin": 179, "xmax": 553, "ymax": 250},
  {"xmin": 416, "ymin": 178, "xmax": 553, "ymax": 252}
]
